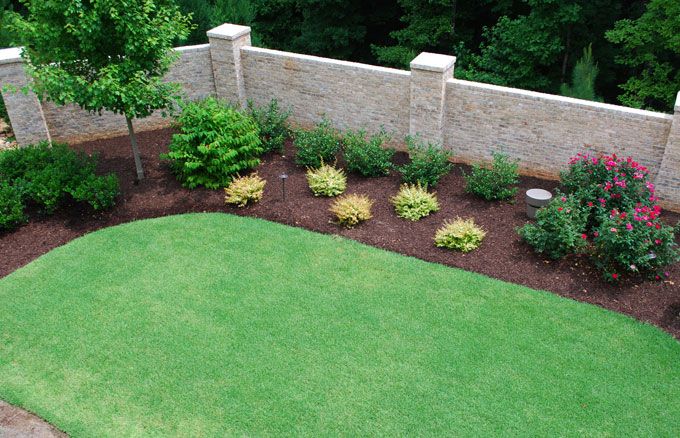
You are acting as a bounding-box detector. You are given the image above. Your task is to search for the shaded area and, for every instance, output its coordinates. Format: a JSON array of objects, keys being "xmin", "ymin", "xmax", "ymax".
[{"xmin": 0, "ymin": 128, "xmax": 679, "ymax": 338}]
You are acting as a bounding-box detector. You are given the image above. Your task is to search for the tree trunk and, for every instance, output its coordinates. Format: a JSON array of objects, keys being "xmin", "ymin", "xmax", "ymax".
[
  {"xmin": 561, "ymin": 26, "xmax": 572, "ymax": 84},
  {"xmin": 125, "ymin": 115, "xmax": 144, "ymax": 182},
  {"xmin": 451, "ymin": 0, "xmax": 458, "ymax": 37}
]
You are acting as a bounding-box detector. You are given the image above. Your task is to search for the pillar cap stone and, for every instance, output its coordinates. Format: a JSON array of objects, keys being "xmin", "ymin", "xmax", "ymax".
[
  {"xmin": 410, "ymin": 52, "xmax": 456, "ymax": 73},
  {"xmin": 0, "ymin": 47, "xmax": 22, "ymax": 65},
  {"xmin": 207, "ymin": 23, "xmax": 251, "ymax": 41},
  {"xmin": 675, "ymin": 91, "xmax": 680, "ymax": 112}
]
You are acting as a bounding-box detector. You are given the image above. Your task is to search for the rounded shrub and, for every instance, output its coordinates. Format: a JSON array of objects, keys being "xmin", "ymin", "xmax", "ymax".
[
  {"xmin": 163, "ymin": 97, "xmax": 263, "ymax": 189},
  {"xmin": 342, "ymin": 129, "xmax": 394, "ymax": 177},
  {"xmin": 224, "ymin": 173, "xmax": 266, "ymax": 207},
  {"xmin": 306, "ymin": 163, "xmax": 346, "ymax": 197},
  {"xmin": 397, "ymin": 136, "xmax": 453, "ymax": 188},
  {"xmin": 294, "ymin": 119, "xmax": 340, "ymax": 169},
  {"xmin": 247, "ymin": 98, "xmax": 292, "ymax": 154},
  {"xmin": 434, "ymin": 218, "xmax": 486, "ymax": 252},
  {"xmin": 464, "ymin": 152, "xmax": 519, "ymax": 201},
  {"xmin": 330, "ymin": 194, "xmax": 373, "ymax": 228},
  {"xmin": 0, "ymin": 181, "xmax": 27, "ymax": 231},
  {"xmin": 391, "ymin": 183, "xmax": 439, "ymax": 221}
]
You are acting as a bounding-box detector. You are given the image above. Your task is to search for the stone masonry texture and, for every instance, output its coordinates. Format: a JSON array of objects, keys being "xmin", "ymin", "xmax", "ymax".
[{"xmin": 1, "ymin": 23, "xmax": 679, "ymax": 210}]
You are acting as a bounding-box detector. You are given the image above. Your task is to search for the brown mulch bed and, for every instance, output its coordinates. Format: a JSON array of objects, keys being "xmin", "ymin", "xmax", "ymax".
[{"xmin": 1, "ymin": 128, "xmax": 679, "ymax": 339}]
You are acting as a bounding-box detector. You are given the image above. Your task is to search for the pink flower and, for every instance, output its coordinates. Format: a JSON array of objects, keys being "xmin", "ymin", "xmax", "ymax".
[
  {"xmin": 626, "ymin": 223, "xmax": 633, "ymax": 231},
  {"xmin": 581, "ymin": 234, "xmax": 588, "ymax": 240},
  {"xmin": 561, "ymin": 196, "xmax": 567, "ymax": 202},
  {"xmin": 610, "ymin": 227, "xmax": 618, "ymax": 233},
  {"xmin": 655, "ymin": 239, "xmax": 662, "ymax": 245},
  {"xmin": 558, "ymin": 207, "xmax": 563, "ymax": 212},
  {"xmin": 612, "ymin": 273, "xmax": 619, "ymax": 280},
  {"xmin": 587, "ymin": 201, "xmax": 594, "ymax": 207},
  {"xmin": 593, "ymin": 231, "xmax": 599, "ymax": 237}
]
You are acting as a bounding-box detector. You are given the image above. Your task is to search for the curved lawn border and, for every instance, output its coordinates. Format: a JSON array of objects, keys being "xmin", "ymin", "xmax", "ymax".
[{"xmin": 1, "ymin": 213, "xmax": 678, "ymax": 436}]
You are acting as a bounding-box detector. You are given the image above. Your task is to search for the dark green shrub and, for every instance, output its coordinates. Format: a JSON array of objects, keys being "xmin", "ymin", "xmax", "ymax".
[
  {"xmin": 247, "ymin": 98, "xmax": 291, "ymax": 154},
  {"xmin": 163, "ymin": 97, "xmax": 263, "ymax": 189},
  {"xmin": 518, "ymin": 194, "xmax": 589, "ymax": 259},
  {"xmin": 0, "ymin": 142, "xmax": 119, "ymax": 215},
  {"xmin": 294, "ymin": 119, "xmax": 340, "ymax": 169},
  {"xmin": 342, "ymin": 129, "xmax": 394, "ymax": 177},
  {"xmin": 464, "ymin": 152, "xmax": 519, "ymax": 201},
  {"xmin": 397, "ymin": 136, "xmax": 453, "ymax": 188},
  {"xmin": 0, "ymin": 181, "xmax": 27, "ymax": 231}
]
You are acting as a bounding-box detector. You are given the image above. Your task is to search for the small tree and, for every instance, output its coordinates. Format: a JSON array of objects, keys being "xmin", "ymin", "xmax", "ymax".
[
  {"xmin": 560, "ymin": 44, "xmax": 603, "ymax": 102},
  {"xmin": 13, "ymin": 0, "xmax": 192, "ymax": 181}
]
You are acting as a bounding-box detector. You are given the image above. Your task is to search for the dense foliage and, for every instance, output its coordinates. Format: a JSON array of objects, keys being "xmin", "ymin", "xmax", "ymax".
[
  {"xmin": 224, "ymin": 173, "xmax": 266, "ymax": 206},
  {"xmin": 293, "ymin": 119, "xmax": 340, "ymax": 169},
  {"xmin": 306, "ymin": 164, "xmax": 346, "ymax": 197},
  {"xmin": 520, "ymin": 152, "xmax": 680, "ymax": 281},
  {"xmin": 330, "ymin": 193, "xmax": 373, "ymax": 228},
  {"xmin": 0, "ymin": 142, "xmax": 119, "ymax": 230},
  {"xmin": 397, "ymin": 136, "xmax": 453, "ymax": 188},
  {"xmin": 464, "ymin": 152, "xmax": 519, "ymax": 201},
  {"xmin": 247, "ymin": 99, "xmax": 292, "ymax": 154},
  {"xmin": 391, "ymin": 183, "xmax": 439, "ymax": 221},
  {"xmin": 434, "ymin": 218, "xmax": 486, "ymax": 253},
  {"xmin": 163, "ymin": 97, "xmax": 263, "ymax": 189},
  {"xmin": 342, "ymin": 129, "xmax": 394, "ymax": 177}
]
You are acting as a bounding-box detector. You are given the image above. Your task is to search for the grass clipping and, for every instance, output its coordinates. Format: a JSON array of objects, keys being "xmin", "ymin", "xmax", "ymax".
[
  {"xmin": 225, "ymin": 173, "xmax": 266, "ymax": 207},
  {"xmin": 330, "ymin": 194, "xmax": 373, "ymax": 228},
  {"xmin": 434, "ymin": 217, "xmax": 486, "ymax": 252}
]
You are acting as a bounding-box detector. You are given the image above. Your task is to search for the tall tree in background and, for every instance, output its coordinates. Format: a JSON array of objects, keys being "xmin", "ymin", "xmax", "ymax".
[
  {"xmin": 176, "ymin": 0, "xmax": 255, "ymax": 45},
  {"xmin": 14, "ymin": 0, "xmax": 191, "ymax": 181},
  {"xmin": 560, "ymin": 44, "xmax": 603, "ymax": 101},
  {"xmin": 606, "ymin": 0, "xmax": 680, "ymax": 112}
]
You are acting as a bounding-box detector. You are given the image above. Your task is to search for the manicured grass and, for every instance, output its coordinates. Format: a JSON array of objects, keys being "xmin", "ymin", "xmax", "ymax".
[{"xmin": 0, "ymin": 213, "xmax": 678, "ymax": 436}]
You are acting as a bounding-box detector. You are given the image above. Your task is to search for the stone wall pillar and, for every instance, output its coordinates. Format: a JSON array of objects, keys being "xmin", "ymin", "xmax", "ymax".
[
  {"xmin": 655, "ymin": 91, "xmax": 680, "ymax": 209},
  {"xmin": 0, "ymin": 48, "xmax": 51, "ymax": 146},
  {"xmin": 409, "ymin": 52, "xmax": 456, "ymax": 145},
  {"xmin": 207, "ymin": 24, "xmax": 251, "ymax": 108}
]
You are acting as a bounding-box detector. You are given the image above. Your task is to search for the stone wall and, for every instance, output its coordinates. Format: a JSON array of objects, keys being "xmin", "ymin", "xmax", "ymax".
[{"xmin": 1, "ymin": 23, "xmax": 680, "ymax": 209}]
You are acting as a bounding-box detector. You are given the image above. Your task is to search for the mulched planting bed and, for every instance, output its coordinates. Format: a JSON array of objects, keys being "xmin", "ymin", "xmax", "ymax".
[{"xmin": 1, "ymin": 127, "xmax": 679, "ymax": 338}]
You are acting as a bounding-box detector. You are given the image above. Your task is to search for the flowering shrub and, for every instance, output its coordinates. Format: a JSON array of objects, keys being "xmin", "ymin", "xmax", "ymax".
[
  {"xmin": 224, "ymin": 173, "xmax": 266, "ymax": 207},
  {"xmin": 520, "ymin": 152, "xmax": 679, "ymax": 282},
  {"xmin": 434, "ymin": 218, "xmax": 486, "ymax": 252},
  {"xmin": 391, "ymin": 183, "xmax": 439, "ymax": 221},
  {"xmin": 306, "ymin": 164, "xmax": 346, "ymax": 197},
  {"xmin": 330, "ymin": 194, "xmax": 373, "ymax": 228},
  {"xmin": 518, "ymin": 194, "xmax": 589, "ymax": 259}
]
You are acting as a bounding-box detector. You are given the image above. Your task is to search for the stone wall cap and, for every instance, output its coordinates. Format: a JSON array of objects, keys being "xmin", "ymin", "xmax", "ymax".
[
  {"xmin": 410, "ymin": 52, "xmax": 456, "ymax": 73},
  {"xmin": 675, "ymin": 91, "xmax": 680, "ymax": 112},
  {"xmin": 207, "ymin": 23, "xmax": 251, "ymax": 41},
  {"xmin": 0, "ymin": 47, "xmax": 23, "ymax": 65}
]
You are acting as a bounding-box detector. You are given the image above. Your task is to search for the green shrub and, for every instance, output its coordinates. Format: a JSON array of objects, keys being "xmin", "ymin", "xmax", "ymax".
[
  {"xmin": 224, "ymin": 173, "xmax": 266, "ymax": 207},
  {"xmin": 391, "ymin": 183, "xmax": 439, "ymax": 221},
  {"xmin": 330, "ymin": 193, "xmax": 373, "ymax": 228},
  {"xmin": 0, "ymin": 142, "xmax": 119, "ymax": 215},
  {"xmin": 434, "ymin": 218, "xmax": 486, "ymax": 252},
  {"xmin": 397, "ymin": 136, "xmax": 453, "ymax": 188},
  {"xmin": 518, "ymin": 194, "xmax": 589, "ymax": 259},
  {"xmin": 342, "ymin": 129, "xmax": 394, "ymax": 177},
  {"xmin": 464, "ymin": 152, "xmax": 519, "ymax": 201},
  {"xmin": 306, "ymin": 163, "xmax": 346, "ymax": 197},
  {"xmin": 163, "ymin": 97, "xmax": 263, "ymax": 189},
  {"xmin": 247, "ymin": 98, "xmax": 292, "ymax": 154},
  {"xmin": 294, "ymin": 119, "xmax": 340, "ymax": 169},
  {"xmin": 0, "ymin": 181, "xmax": 27, "ymax": 231}
]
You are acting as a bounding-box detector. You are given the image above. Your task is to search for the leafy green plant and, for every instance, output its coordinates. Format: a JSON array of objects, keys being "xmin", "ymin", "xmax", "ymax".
[
  {"xmin": 163, "ymin": 97, "xmax": 263, "ymax": 189},
  {"xmin": 224, "ymin": 173, "xmax": 266, "ymax": 207},
  {"xmin": 518, "ymin": 194, "xmax": 589, "ymax": 259},
  {"xmin": 391, "ymin": 183, "xmax": 439, "ymax": 221},
  {"xmin": 434, "ymin": 218, "xmax": 486, "ymax": 252},
  {"xmin": 0, "ymin": 141, "xmax": 119, "ymax": 214},
  {"xmin": 294, "ymin": 119, "xmax": 341, "ymax": 169},
  {"xmin": 342, "ymin": 129, "xmax": 394, "ymax": 177},
  {"xmin": 464, "ymin": 152, "xmax": 519, "ymax": 201},
  {"xmin": 247, "ymin": 99, "xmax": 292, "ymax": 154},
  {"xmin": 330, "ymin": 193, "xmax": 373, "ymax": 228},
  {"xmin": 13, "ymin": 0, "xmax": 191, "ymax": 180},
  {"xmin": 0, "ymin": 181, "xmax": 26, "ymax": 231},
  {"xmin": 306, "ymin": 163, "xmax": 346, "ymax": 197},
  {"xmin": 397, "ymin": 136, "xmax": 453, "ymax": 188}
]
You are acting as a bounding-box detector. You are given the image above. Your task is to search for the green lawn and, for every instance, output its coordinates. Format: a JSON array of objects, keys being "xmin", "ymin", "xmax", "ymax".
[{"xmin": 0, "ymin": 213, "xmax": 678, "ymax": 436}]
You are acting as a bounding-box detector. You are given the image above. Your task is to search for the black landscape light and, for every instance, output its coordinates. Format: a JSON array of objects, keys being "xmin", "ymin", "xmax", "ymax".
[{"xmin": 279, "ymin": 173, "xmax": 288, "ymax": 201}]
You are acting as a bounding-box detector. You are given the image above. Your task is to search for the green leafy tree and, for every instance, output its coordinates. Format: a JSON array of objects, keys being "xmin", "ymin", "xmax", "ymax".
[
  {"xmin": 176, "ymin": 0, "xmax": 256, "ymax": 45},
  {"xmin": 13, "ymin": 0, "xmax": 191, "ymax": 181},
  {"xmin": 560, "ymin": 44, "xmax": 603, "ymax": 101},
  {"xmin": 606, "ymin": 0, "xmax": 680, "ymax": 112}
]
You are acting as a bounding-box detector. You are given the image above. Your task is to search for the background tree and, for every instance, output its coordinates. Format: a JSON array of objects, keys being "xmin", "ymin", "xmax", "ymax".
[
  {"xmin": 13, "ymin": 0, "xmax": 191, "ymax": 181},
  {"xmin": 560, "ymin": 44, "xmax": 603, "ymax": 101},
  {"xmin": 606, "ymin": 0, "xmax": 680, "ymax": 112}
]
